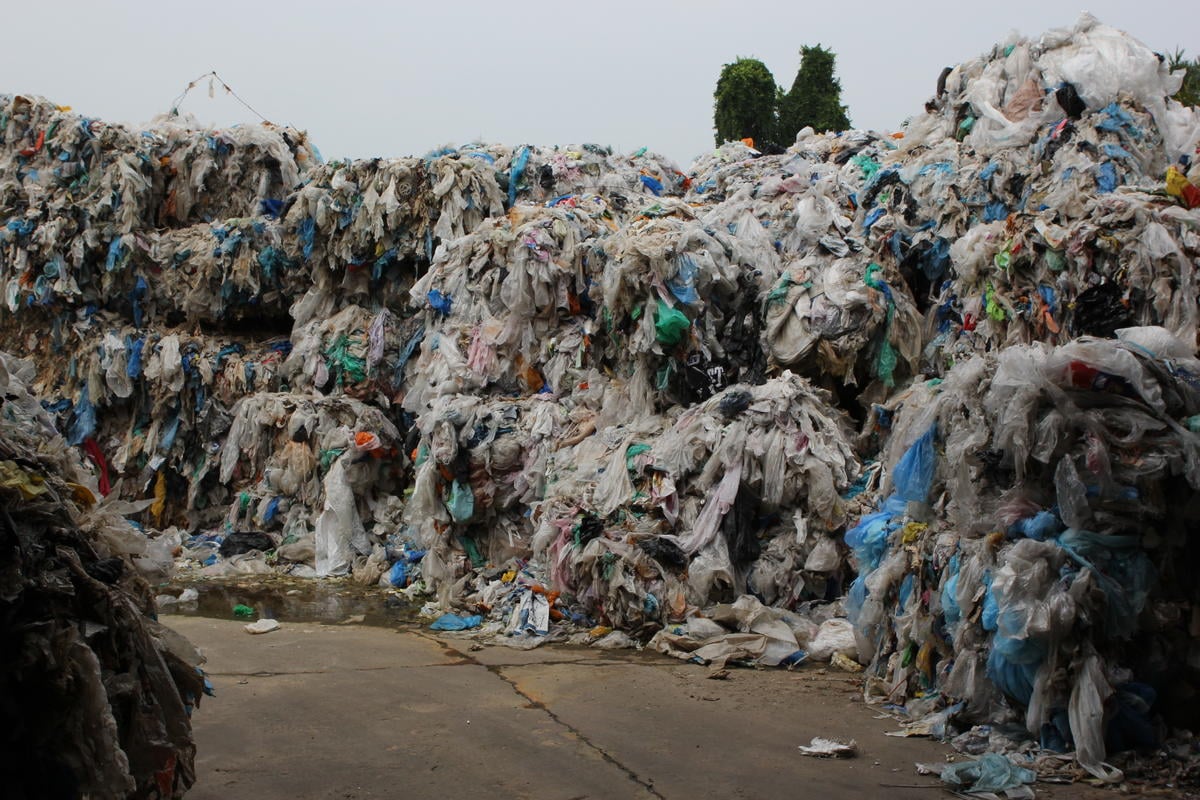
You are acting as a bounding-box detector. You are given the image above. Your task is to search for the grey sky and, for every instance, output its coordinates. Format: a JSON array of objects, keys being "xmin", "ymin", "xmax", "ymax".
[{"xmin": 2, "ymin": 1, "xmax": 1196, "ymax": 167}]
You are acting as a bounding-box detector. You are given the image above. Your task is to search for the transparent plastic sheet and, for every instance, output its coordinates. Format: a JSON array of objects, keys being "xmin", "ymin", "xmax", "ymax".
[
  {"xmin": 1069, "ymin": 653, "xmax": 1124, "ymax": 782},
  {"xmin": 938, "ymin": 752, "xmax": 1037, "ymax": 794},
  {"xmin": 314, "ymin": 455, "xmax": 363, "ymax": 577}
]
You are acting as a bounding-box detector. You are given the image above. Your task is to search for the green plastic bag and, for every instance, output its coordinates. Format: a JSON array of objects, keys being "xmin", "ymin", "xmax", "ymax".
[{"xmin": 654, "ymin": 298, "xmax": 690, "ymax": 346}]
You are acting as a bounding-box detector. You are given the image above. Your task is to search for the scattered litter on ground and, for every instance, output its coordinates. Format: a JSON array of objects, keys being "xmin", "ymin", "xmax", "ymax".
[
  {"xmin": 244, "ymin": 618, "xmax": 281, "ymax": 635},
  {"xmin": 798, "ymin": 737, "xmax": 859, "ymax": 758}
]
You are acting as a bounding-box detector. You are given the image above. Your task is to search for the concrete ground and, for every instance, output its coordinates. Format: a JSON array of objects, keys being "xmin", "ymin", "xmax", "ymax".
[{"xmin": 167, "ymin": 616, "xmax": 1100, "ymax": 800}]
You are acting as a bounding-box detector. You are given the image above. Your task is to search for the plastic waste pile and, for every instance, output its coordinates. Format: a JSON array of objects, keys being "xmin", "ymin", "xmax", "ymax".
[
  {"xmin": 534, "ymin": 374, "xmax": 859, "ymax": 619},
  {"xmin": 847, "ymin": 329, "xmax": 1200, "ymax": 782},
  {"xmin": 892, "ymin": 15, "xmax": 1200, "ymax": 376},
  {"xmin": 400, "ymin": 373, "xmax": 861, "ymax": 645},
  {"xmin": 0, "ymin": 93, "xmax": 317, "ymax": 316},
  {"xmin": 0, "ymin": 12, "xmax": 1199, "ymax": 785},
  {"xmin": 687, "ymin": 132, "xmax": 926, "ymax": 398},
  {"xmin": 0, "ymin": 350, "xmax": 207, "ymax": 799}
]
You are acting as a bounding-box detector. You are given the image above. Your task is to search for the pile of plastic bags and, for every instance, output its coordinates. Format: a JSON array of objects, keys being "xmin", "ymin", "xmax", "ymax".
[
  {"xmin": 847, "ymin": 329, "xmax": 1200, "ymax": 782},
  {"xmin": 0, "ymin": 93, "xmax": 316, "ymax": 315},
  {"xmin": 1, "ymin": 12, "xmax": 1199, "ymax": 785},
  {"xmin": 0, "ymin": 350, "xmax": 207, "ymax": 799}
]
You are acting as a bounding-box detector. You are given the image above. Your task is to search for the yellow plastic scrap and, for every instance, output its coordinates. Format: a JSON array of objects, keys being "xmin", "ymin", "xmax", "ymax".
[
  {"xmin": 67, "ymin": 482, "xmax": 97, "ymax": 508},
  {"xmin": 900, "ymin": 521, "xmax": 928, "ymax": 544},
  {"xmin": 916, "ymin": 641, "xmax": 936, "ymax": 682},
  {"xmin": 500, "ymin": 570, "xmax": 517, "ymax": 583},
  {"xmin": 150, "ymin": 471, "xmax": 167, "ymax": 525},
  {"xmin": 831, "ymin": 652, "xmax": 864, "ymax": 673},
  {"xmin": 588, "ymin": 625, "xmax": 613, "ymax": 639},
  {"xmin": 1166, "ymin": 166, "xmax": 1200, "ymax": 209},
  {"xmin": 0, "ymin": 460, "xmax": 48, "ymax": 499}
]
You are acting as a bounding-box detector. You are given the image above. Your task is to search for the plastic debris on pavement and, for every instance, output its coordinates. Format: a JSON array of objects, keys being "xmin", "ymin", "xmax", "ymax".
[
  {"xmin": 244, "ymin": 618, "xmax": 281, "ymax": 635},
  {"xmin": 797, "ymin": 737, "xmax": 858, "ymax": 758},
  {"xmin": 1, "ymin": 11, "xmax": 1199, "ymax": 795},
  {"xmin": 920, "ymin": 752, "xmax": 1038, "ymax": 798},
  {"xmin": 429, "ymin": 612, "xmax": 483, "ymax": 631}
]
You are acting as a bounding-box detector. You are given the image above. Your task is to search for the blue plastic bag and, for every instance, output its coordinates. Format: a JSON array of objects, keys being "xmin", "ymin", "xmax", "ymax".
[
  {"xmin": 67, "ymin": 384, "xmax": 97, "ymax": 446},
  {"xmin": 427, "ymin": 290, "xmax": 453, "ymax": 316},
  {"xmin": 430, "ymin": 613, "xmax": 482, "ymax": 631},
  {"xmin": 893, "ymin": 425, "xmax": 937, "ymax": 504},
  {"xmin": 941, "ymin": 752, "xmax": 1036, "ymax": 793}
]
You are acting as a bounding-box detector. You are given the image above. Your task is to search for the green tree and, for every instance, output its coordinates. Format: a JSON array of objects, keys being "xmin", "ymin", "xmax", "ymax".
[
  {"xmin": 713, "ymin": 58, "xmax": 778, "ymax": 147},
  {"xmin": 777, "ymin": 45, "xmax": 851, "ymax": 141},
  {"xmin": 1169, "ymin": 47, "xmax": 1200, "ymax": 107}
]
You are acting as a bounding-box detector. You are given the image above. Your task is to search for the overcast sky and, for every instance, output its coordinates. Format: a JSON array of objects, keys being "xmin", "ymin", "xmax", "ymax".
[{"xmin": 2, "ymin": 1, "xmax": 1196, "ymax": 167}]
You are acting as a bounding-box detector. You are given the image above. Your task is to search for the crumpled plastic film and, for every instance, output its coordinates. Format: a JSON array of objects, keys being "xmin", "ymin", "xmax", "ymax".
[
  {"xmin": 0, "ymin": 349, "xmax": 206, "ymax": 799},
  {"xmin": 847, "ymin": 333, "xmax": 1200, "ymax": 779}
]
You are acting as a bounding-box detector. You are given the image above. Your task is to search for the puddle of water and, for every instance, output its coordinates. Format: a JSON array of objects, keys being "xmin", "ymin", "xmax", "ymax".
[{"xmin": 159, "ymin": 576, "xmax": 422, "ymax": 627}]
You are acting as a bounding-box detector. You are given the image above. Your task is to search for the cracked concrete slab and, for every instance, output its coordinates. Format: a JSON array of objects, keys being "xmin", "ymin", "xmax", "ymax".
[
  {"xmin": 169, "ymin": 615, "xmax": 1092, "ymax": 800},
  {"xmin": 174, "ymin": 616, "xmax": 655, "ymax": 800}
]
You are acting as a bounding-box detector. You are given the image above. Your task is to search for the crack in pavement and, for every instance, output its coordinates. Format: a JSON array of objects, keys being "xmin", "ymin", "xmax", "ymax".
[
  {"xmin": 208, "ymin": 663, "xmax": 460, "ymax": 677},
  {"xmin": 421, "ymin": 633, "xmax": 667, "ymax": 800},
  {"xmin": 208, "ymin": 655, "xmax": 643, "ymax": 679},
  {"xmin": 486, "ymin": 664, "xmax": 668, "ymax": 800},
  {"xmin": 210, "ymin": 668, "xmax": 391, "ymax": 677}
]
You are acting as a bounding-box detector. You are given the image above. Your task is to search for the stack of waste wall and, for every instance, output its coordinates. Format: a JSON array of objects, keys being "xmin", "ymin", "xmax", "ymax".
[{"xmin": 1, "ymin": 11, "xmax": 1199, "ymax": 778}]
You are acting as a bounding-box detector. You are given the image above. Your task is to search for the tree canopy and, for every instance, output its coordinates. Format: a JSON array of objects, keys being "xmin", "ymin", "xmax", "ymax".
[
  {"xmin": 713, "ymin": 47, "xmax": 851, "ymax": 149},
  {"xmin": 713, "ymin": 58, "xmax": 778, "ymax": 147},
  {"xmin": 778, "ymin": 45, "xmax": 851, "ymax": 140},
  {"xmin": 1169, "ymin": 48, "xmax": 1200, "ymax": 107}
]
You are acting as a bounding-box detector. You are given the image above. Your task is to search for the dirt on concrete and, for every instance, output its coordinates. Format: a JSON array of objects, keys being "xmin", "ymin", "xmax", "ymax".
[{"xmin": 168, "ymin": 615, "xmax": 1108, "ymax": 800}]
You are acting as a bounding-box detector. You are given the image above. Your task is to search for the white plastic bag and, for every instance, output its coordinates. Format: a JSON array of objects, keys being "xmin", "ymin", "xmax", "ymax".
[
  {"xmin": 314, "ymin": 456, "xmax": 362, "ymax": 576},
  {"xmin": 807, "ymin": 618, "xmax": 858, "ymax": 662}
]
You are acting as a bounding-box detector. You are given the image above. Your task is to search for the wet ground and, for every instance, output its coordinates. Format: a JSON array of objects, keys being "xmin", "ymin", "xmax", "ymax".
[{"xmin": 163, "ymin": 574, "xmax": 422, "ymax": 626}]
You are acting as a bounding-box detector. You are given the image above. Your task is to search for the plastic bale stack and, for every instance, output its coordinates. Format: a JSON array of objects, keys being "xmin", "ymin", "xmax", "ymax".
[
  {"xmin": 398, "ymin": 392, "xmax": 569, "ymax": 600},
  {"xmin": 889, "ymin": 14, "xmax": 1200, "ymax": 375},
  {"xmin": 845, "ymin": 330, "xmax": 1200, "ymax": 781},
  {"xmin": 205, "ymin": 391, "xmax": 403, "ymax": 579},
  {"xmin": 9, "ymin": 310, "xmax": 297, "ymax": 532},
  {"xmin": 594, "ymin": 199, "xmax": 756, "ymax": 412},
  {"xmin": 688, "ymin": 132, "xmax": 927, "ymax": 403},
  {"xmin": 0, "ymin": 350, "xmax": 207, "ymax": 799},
  {"xmin": 0, "ymin": 19, "xmax": 1197, "ymax": 747},
  {"xmin": 406, "ymin": 198, "xmax": 614, "ymax": 406},
  {"xmin": 0, "ymin": 94, "xmax": 316, "ymax": 315},
  {"xmin": 528, "ymin": 373, "xmax": 861, "ymax": 635}
]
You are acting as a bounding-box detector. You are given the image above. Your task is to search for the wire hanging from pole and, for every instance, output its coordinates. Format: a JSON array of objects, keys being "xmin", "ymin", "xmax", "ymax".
[{"xmin": 168, "ymin": 71, "xmax": 272, "ymax": 125}]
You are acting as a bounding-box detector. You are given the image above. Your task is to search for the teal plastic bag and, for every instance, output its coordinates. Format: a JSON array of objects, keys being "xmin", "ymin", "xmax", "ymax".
[
  {"xmin": 430, "ymin": 613, "xmax": 482, "ymax": 631},
  {"xmin": 941, "ymin": 753, "xmax": 1035, "ymax": 793},
  {"xmin": 447, "ymin": 479, "xmax": 475, "ymax": 523},
  {"xmin": 654, "ymin": 298, "xmax": 690, "ymax": 346}
]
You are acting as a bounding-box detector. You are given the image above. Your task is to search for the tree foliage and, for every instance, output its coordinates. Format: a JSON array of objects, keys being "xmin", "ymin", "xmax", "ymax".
[
  {"xmin": 713, "ymin": 58, "xmax": 778, "ymax": 147},
  {"xmin": 713, "ymin": 47, "xmax": 852, "ymax": 149},
  {"xmin": 1169, "ymin": 48, "xmax": 1200, "ymax": 108},
  {"xmin": 778, "ymin": 45, "xmax": 851, "ymax": 141}
]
